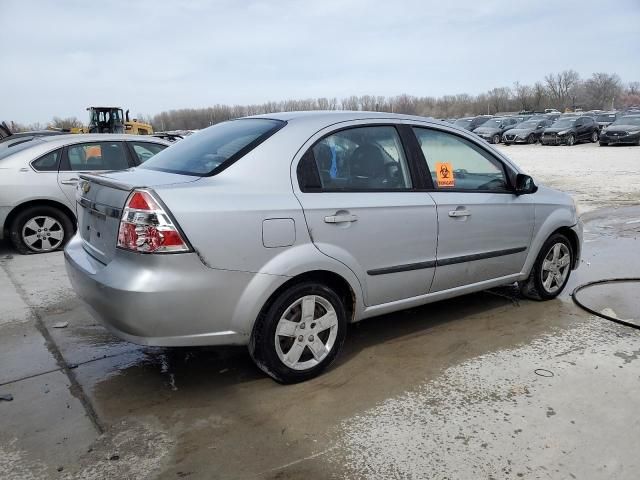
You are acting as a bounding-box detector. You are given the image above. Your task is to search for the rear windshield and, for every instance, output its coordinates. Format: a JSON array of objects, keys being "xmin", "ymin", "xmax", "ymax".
[
  {"xmin": 140, "ymin": 118, "xmax": 285, "ymax": 176},
  {"xmin": 0, "ymin": 138, "xmax": 45, "ymax": 161}
]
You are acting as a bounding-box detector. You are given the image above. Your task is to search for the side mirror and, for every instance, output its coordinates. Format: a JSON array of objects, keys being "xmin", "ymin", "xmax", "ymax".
[{"xmin": 515, "ymin": 173, "xmax": 537, "ymax": 195}]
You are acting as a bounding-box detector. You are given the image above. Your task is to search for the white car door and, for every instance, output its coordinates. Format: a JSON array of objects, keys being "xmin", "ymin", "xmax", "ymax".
[
  {"xmin": 411, "ymin": 126, "xmax": 535, "ymax": 292},
  {"xmin": 294, "ymin": 124, "xmax": 438, "ymax": 307}
]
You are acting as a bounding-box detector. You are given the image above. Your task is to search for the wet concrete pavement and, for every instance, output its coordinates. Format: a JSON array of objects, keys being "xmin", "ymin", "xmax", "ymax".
[{"xmin": 1, "ymin": 206, "xmax": 639, "ymax": 479}]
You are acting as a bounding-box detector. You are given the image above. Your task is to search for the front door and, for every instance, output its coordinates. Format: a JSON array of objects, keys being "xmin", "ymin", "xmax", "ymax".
[
  {"xmin": 294, "ymin": 124, "xmax": 438, "ymax": 306},
  {"xmin": 412, "ymin": 127, "xmax": 534, "ymax": 292}
]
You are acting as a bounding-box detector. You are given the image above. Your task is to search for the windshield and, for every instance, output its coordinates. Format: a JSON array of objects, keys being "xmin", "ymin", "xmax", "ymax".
[
  {"xmin": 453, "ymin": 118, "xmax": 472, "ymax": 127},
  {"xmin": 552, "ymin": 118, "xmax": 577, "ymax": 128},
  {"xmin": 596, "ymin": 114, "xmax": 616, "ymax": 122},
  {"xmin": 480, "ymin": 119, "xmax": 505, "ymax": 128},
  {"xmin": 611, "ymin": 116, "xmax": 640, "ymax": 127},
  {"xmin": 140, "ymin": 118, "xmax": 285, "ymax": 176},
  {"xmin": 516, "ymin": 121, "xmax": 538, "ymax": 129}
]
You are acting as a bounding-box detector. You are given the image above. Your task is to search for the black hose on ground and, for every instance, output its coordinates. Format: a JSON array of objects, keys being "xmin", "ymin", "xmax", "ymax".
[{"xmin": 571, "ymin": 278, "xmax": 640, "ymax": 330}]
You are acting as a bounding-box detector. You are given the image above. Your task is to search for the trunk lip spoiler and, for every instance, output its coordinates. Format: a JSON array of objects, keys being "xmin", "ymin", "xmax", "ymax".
[{"xmin": 79, "ymin": 173, "xmax": 139, "ymax": 192}]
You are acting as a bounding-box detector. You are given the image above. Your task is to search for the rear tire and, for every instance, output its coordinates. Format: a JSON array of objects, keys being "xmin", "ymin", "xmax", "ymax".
[
  {"xmin": 519, "ymin": 233, "xmax": 573, "ymax": 301},
  {"xmin": 492, "ymin": 134, "xmax": 501, "ymax": 144},
  {"xmin": 249, "ymin": 282, "xmax": 347, "ymax": 383},
  {"xmin": 9, "ymin": 206, "xmax": 74, "ymax": 255}
]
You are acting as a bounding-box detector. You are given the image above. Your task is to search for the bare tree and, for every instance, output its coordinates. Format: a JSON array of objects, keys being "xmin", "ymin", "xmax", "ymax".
[
  {"xmin": 514, "ymin": 82, "xmax": 534, "ymax": 111},
  {"xmin": 545, "ymin": 70, "xmax": 581, "ymax": 110},
  {"xmin": 584, "ymin": 73, "xmax": 622, "ymax": 110},
  {"xmin": 49, "ymin": 116, "xmax": 83, "ymax": 130}
]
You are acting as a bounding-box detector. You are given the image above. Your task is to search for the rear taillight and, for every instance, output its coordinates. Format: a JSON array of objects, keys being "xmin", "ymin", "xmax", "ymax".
[{"xmin": 117, "ymin": 190, "xmax": 189, "ymax": 253}]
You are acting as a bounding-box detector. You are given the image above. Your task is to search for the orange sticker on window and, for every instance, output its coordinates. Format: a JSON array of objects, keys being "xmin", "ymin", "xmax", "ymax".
[{"xmin": 435, "ymin": 162, "xmax": 455, "ymax": 187}]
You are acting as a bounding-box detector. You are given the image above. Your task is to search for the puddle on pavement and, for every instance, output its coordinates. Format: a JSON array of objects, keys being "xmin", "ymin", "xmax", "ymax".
[{"xmin": 573, "ymin": 281, "xmax": 640, "ymax": 324}]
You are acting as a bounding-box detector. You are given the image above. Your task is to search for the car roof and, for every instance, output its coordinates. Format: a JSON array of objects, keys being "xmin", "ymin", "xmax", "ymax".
[{"xmin": 36, "ymin": 133, "xmax": 171, "ymax": 147}]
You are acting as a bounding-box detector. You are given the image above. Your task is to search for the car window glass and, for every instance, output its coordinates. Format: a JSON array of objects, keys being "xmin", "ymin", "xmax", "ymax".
[
  {"xmin": 413, "ymin": 128, "xmax": 509, "ymax": 192},
  {"xmin": 130, "ymin": 142, "xmax": 167, "ymax": 163},
  {"xmin": 31, "ymin": 149, "xmax": 61, "ymax": 171},
  {"xmin": 67, "ymin": 142, "xmax": 129, "ymax": 171},
  {"xmin": 310, "ymin": 126, "xmax": 412, "ymax": 190}
]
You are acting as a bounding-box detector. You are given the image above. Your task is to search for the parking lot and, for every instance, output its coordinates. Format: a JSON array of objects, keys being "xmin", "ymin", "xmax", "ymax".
[{"xmin": 1, "ymin": 142, "xmax": 639, "ymax": 479}]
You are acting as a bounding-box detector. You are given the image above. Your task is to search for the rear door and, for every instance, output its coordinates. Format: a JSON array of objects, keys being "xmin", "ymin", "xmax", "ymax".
[
  {"xmin": 294, "ymin": 123, "xmax": 438, "ymax": 306},
  {"xmin": 411, "ymin": 126, "xmax": 534, "ymax": 292},
  {"xmin": 57, "ymin": 141, "xmax": 133, "ymax": 206}
]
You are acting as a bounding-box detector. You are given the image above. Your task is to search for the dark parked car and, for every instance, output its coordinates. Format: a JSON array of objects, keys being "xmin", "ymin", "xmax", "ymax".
[
  {"xmin": 541, "ymin": 116, "xmax": 599, "ymax": 146},
  {"xmin": 473, "ymin": 117, "xmax": 520, "ymax": 144},
  {"xmin": 595, "ymin": 112, "xmax": 618, "ymax": 130},
  {"xmin": 599, "ymin": 115, "xmax": 640, "ymax": 146},
  {"xmin": 503, "ymin": 119, "xmax": 552, "ymax": 145},
  {"xmin": 453, "ymin": 115, "xmax": 492, "ymax": 131}
]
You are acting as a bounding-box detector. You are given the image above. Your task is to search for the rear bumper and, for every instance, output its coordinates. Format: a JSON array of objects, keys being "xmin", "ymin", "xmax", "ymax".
[{"xmin": 64, "ymin": 234, "xmax": 258, "ymax": 347}]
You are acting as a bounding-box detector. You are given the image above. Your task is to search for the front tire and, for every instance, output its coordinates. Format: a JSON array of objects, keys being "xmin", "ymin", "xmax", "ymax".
[
  {"xmin": 520, "ymin": 233, "xmax": 573, "ymax": 300},
  {"xmin": 590, "ymin": 130, "xmax": 599, "ymax": 143},
  {"xmin": 527, "ymin": 134, "xmax": 536, "ymax": 144},
  {"xmin": 492, "ymin": 134, "xmax": 501, "ymax": 144},
  {"xmin": 9, "ymin": 206, "xmax": 74, "ymax": 255},
  {"xmin": 565, "ymin": 134, "xmax": 575, "ymax": 146},
  {"xmin": 249, "ymin": 282, "xmax": 347, "ymax": 383}
]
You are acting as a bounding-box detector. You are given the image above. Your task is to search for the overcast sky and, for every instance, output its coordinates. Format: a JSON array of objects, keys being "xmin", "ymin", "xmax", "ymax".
[{"xmin": 2, "ymin": 0, "xmax": 639, "ymax": 124}]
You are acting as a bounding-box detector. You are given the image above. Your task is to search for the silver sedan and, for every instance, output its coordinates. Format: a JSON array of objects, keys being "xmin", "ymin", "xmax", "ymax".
[
  {"xmin": 64, "ymin": 112, "xmax": 582, "ymax": 383},
  {"xmin": 0, "ymin": 134, "xmax": 170, "ymax": 254}
]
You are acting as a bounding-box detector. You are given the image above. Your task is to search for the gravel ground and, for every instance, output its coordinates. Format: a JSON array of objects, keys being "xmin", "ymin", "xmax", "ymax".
[{"xmin": 497, "ymin": 142, "xmax": 640, "ymax": 214}]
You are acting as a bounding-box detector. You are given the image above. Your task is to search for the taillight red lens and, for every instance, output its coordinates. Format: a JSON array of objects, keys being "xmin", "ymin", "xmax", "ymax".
[{"xmin": 117, "ymin": 190, "xmax": 189, "ymax": 253}]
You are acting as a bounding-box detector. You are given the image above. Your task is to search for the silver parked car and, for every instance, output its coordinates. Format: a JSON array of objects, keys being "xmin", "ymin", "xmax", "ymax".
[
  {"xmin": 0, "ymin": 134, "xmax": 170, "ymax": 254},
  {"xmin": 64, "ymin": 112, "xmax": 582, "ymax": 383}
]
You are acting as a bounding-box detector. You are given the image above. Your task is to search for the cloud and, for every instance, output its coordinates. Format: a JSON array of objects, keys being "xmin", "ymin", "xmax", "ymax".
[{"xmin": 1, "ymin": 0, "xmax": 639, "ymax": 123}]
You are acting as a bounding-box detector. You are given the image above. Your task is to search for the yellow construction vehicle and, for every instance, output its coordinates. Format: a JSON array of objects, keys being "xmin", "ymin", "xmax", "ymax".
[{"xmin": 82, "ymin": 106, "xmax": 153, "ymax": 135}]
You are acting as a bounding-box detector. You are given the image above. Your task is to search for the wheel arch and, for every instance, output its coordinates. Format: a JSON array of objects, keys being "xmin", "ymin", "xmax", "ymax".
[
  {"xmin": 3, "ymin": 199, "xmax": 77, "ymax": 237},
  {"xmin": 552, "ymin": 226, "xmax": 580, "ymax": 269}
]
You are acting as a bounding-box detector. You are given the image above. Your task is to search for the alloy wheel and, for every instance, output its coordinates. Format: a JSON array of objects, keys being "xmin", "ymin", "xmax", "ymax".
[
  {"xmin": 274, "ymin": 295, "xmax": 339, "ymax": 371},
  {"xmin": 591, "ymin": 131, "xmax": 599, "ymax": 142},
  {"xmin": 21, "ymin": 216, "xmax": 65, "ymax": 252},
  {"xmin": 566, "ymin": 134, "xmax": 575, "ymax": 146},
  {"xmin": 540, "ymin": 243, "xmax": 571, "ymax": 294}
]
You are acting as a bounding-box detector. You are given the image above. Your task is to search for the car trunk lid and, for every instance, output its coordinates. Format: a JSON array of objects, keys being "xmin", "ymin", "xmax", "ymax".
[{"xmin": 76, "ymin": 169, "xmax": 200, "ymax": 265}]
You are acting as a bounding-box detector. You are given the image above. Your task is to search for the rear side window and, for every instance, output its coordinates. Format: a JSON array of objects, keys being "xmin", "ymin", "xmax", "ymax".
[
  {"xmin": 298, "ymin": 126, "xmax": 413, "ymax": 191},
  {"xmin": 129, "ymin": 142, "xmax": 167, "ymax": 164},
  {"xmin": 66, "ymin": 142, "xmax": 129, "ymax": 171},
  {"xmin": 32, "ymin": 149, "xmax": 61, "ymax": 171},
  {"xmin": 140, "ymin": 119, "xmax": 285, "ymax": 176}
]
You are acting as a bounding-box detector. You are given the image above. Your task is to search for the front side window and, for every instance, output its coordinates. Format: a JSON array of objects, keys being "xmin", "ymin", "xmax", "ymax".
[
  {"xmin": 129, "ymin": 142, "xmax": 167, "ymax": 164},
  {"xmin": 67, "ymin": 142, "xmax": 129, "ymax": 171},
  {"xmin": 413, "ymin": 128, "xmax": 509, "ymax": 192},
  {"xmin": 31, "ymin": 149, "xmax": 61, "ymax": 171},
  {"xmin": 301, "ymin": 126, "xmax": 412, "ymax": 191},
  {"xmin": 140, "ymin": 119, "xmax": 284, "ymax": 176}
]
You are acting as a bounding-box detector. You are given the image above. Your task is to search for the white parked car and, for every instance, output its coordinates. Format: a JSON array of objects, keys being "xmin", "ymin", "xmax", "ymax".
[{"xmin": 0, "ymin": 134, "xmax": 170, "ymax": 253}]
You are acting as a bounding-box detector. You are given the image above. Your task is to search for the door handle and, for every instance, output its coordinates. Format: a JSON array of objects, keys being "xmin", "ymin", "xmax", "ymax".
[
  {"xmin": 324, "ymin": 214, "xmax": 358, "ymax": 224},
  {"xmin": 60, "ymin": 178, "xmax": 79, "ymax": 185},
  {"xmin": 448, "ymin": 209, "xmax": 471, "ymax": 217}
]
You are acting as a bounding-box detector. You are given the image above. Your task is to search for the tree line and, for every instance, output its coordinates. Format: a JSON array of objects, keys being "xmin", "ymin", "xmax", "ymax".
[{"xmin": 8, "ymin": 70, "xmax": 640, "ymax": 132}]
